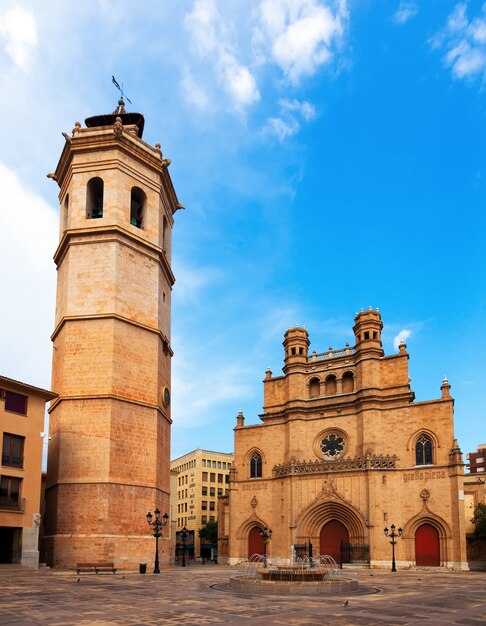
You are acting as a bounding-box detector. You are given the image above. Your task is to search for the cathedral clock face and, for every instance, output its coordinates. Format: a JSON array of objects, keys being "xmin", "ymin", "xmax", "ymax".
[{"xmin": 321, "ymin": 433, "xmax": 345, "ymax": 458}]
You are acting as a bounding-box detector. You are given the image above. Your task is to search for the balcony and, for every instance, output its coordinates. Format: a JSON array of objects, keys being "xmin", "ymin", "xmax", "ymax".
[{"xmin": 0, "ymin": 497, "xmax": 25, "ymax": 512}]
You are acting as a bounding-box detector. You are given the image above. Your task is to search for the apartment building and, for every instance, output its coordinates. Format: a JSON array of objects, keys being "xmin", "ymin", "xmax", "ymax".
[
  {"xmin": 1, "ymin": 375, "xmax": 56, "ymax": 566},
  {"xmin": 170, "ymin": 449, "xmax": 233, "ymax": 558}
]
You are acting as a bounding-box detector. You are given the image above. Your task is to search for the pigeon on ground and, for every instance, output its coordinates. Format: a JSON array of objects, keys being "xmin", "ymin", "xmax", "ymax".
[{"xmin": 342, "ymin": 600, "xmax": 349, "ymax": 607}]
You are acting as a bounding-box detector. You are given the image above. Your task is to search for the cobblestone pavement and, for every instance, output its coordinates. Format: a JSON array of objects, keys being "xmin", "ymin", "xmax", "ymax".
[{"xmin": 0, "ymin": 564, "xmax": 485, "ymax": 626}]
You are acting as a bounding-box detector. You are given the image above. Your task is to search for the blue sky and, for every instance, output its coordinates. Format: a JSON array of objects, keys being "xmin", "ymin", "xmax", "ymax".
[{"xmin": 0, "ymin": 0, "xmax": 485, "ymax": 464}]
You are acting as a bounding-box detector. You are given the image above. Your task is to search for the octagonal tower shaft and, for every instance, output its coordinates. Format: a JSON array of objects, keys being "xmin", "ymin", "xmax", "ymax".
[{"xmin": 44, "ymin": 117, "xmax": 180, "ymax": 568}]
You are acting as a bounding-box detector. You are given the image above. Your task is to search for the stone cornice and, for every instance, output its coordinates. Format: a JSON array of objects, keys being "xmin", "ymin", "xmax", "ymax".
[
  {"xmin": 53, "ymin": 225, "xmax": 175, "ymax": 286},
  {"xmin": 260, "ymin": 388, "xmax": 416, "ymax": 422},
  {"xmin": 51, "ymin": 313, "xmax": 173, "ymax": 354},
  {"xmin": 48, "ymin": 393, "xmax": 172, "ymax": 424}
]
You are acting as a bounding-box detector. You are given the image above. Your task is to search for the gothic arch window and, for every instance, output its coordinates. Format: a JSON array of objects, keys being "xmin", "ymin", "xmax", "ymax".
[
  {"xmin": 415, "ymin": 434, "xmax": 433, "ymax": 466},
  {"xmin": 342, "ymin": 371, "xmax": 354, "ymax": 393},
  {"xmin": 325, "ymin": 374, "xmax": 337, "ymax": 396},
  {"xmin": 309, "ymin": 377, "xmax": 320, "ymax": 399},
  {"xmin": 130, "ymin": 186, "xmax": 146, "ymax": 229},
  {"xmin": 63, "ymin": 193, "xmax": 69, "ymax": 230},
  {"xmin": 86, "ymin": 177, "xmax": 104, "ymax": 219},
  {"xmin": 163, "ymin": 216, "xmax": 168, "ymax": 251},
  {"xmin": 250, "ymin": 452, "xmax": 263, "ymax": 478}
]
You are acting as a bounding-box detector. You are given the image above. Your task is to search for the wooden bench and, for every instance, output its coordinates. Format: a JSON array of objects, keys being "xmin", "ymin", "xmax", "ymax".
[{"xmin": 76, "ymin": 562, "xmax": 117, "ymax": 575}]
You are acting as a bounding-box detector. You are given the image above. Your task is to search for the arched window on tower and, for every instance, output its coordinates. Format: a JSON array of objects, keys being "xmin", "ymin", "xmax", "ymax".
[
  {"xmin": 309, "ymin": 377, "xmax": 320, "ymax": 399},
  {"xmin": 163, "ymin": 216, "xmax": 168, "ymax": 252},
  {"xmin": 415, "ymin": 434, "xmax": 433, "ymax": 465},
  {"xmin": 250, "ymin": 452, "xmax": 262, "ymax": 478},
  {"xmin": 86, "ymin": 177, "xmax": 104, "ymax": 219},
  {"xmin": 325, "ymin": 375, "xmax": 337, "ymax": 396},
  {"xmin": 342, "ymin": 372, "xmax": 354, "ymax": 393},
  {"xmin": 63, "ymin": 193, "xmax": 69, "ymax": 230},
  {"xmin": 130, "ymin": 186, "xmax": 146, "ymax": 229}
]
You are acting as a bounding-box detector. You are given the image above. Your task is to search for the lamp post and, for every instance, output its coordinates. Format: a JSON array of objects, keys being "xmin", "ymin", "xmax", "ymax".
[
  {"xmin": 259, "ymin": 527, "xmax": 272, "ymax": 568},
  {"xmin": 180, "ymin": 526, "xmax": 189, "ymax": 567},
  {"xmin": 384, "ymin": 524, "xmax": 402, "ymax": 572},
  {"xmin": 146, "ymin": 509, "xmax": 169, "ymax": 574}
]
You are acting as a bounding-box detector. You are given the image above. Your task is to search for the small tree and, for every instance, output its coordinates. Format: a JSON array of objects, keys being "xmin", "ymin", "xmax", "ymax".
[
  {"xmin": 199, "ymin": 521, "xmax": 218, "ymax": 561},
  {"xmin": 471, "ymin": 503, "xmax": 486, "ymax": 540}
]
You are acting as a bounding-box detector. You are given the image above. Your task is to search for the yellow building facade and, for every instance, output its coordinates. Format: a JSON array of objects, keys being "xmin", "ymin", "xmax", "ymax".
[
  {"xmin": 222, "ymin": 309, "xmax": 468, "ymax": 569},
  {"xmin": 171, "ymin": 449, "xmax": 233, "ymax": 558},
  {"xmin": 44, "ymin": 107, "xmax": 181, "ymax": 568},
  {"xmin": 0, "ymin": 375, "xmax": 56, "ymax": 566}
]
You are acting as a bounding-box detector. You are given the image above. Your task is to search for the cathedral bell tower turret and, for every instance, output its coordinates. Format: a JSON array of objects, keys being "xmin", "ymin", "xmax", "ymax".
[
  {"xmin": 353, "ymin": 308, "xmax": 384, "ymax": 356},
  {"xmin": 44, "ymin": 103, "xmax": 183, "ymax": 569},
  {"xmin": 283, "ymin": 326, "xmax": 309, "ymax": 374}
]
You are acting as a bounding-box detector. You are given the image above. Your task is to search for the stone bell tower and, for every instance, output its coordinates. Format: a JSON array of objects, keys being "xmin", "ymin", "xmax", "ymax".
[{"xmin": 44, "ymin": 103, "xmax": 182, "ymax": 568}]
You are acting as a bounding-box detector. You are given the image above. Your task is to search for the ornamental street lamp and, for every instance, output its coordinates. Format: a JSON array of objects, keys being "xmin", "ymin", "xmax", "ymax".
[
  {"xmin": 259, "ymin": 527, "xmax": 272, "ymax": 568},
  {"xmin": 384, "ymin": 524, "xmax": 402, "ymax": 572},
  {"xmin": 146, "ymin": 509, "xmax": 169, "ymax": 574},
  {"xmin": 180, "ymin": 526, "xmax": 189, "ymax": 567}
]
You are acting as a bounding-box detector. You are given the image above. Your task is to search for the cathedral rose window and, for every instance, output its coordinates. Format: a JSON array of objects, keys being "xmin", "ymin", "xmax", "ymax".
[{"xmin": 321, "ymin": 434, "xmax": 345, "ymax": 458}]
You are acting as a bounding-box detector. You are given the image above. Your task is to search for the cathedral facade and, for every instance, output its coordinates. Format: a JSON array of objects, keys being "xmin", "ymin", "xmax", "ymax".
[{"xmin": 222, "ymin": 309, "xmax": 468, "ymax": 569}]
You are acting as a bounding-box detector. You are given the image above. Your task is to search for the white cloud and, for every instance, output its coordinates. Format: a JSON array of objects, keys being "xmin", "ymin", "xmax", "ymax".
[
  {"xmin": 0, "ymin": 162, "xmax": 57, "ymax": 387},
  {"xmin": 184, "ymin": 0, "xmax": 260, "ymax": 111},
  {"xmin": 433, "ymin": 3, "xmax": 486, "ymax": 82},
  {"xmin": 393, "ymin": 329, "xmax": 412, "ymax": 350},
  {"xmin": 265, "ymin": 98, "xmax": 317, "ymax": 141},
  {"xmin": 254, "ymin": 0, "xmax": 347, "ymax": 84},
  {"xmin": 393, "ymin": 2, "xmax": 419, "ymax": 25},
  {"xmin": 181, "ymin": 72, "xmax": 210, "ymax": 110},
  {"xmin": 0, "ymin": 6, "xmax": 37, "ymax": 71}
]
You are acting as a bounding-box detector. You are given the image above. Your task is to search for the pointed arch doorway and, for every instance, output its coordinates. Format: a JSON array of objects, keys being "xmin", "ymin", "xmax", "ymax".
[
  {"xmin": 248, "ymin": 526, "xmax": 265, "ymax": 558},
  {"xmin": 320, "ymin": 519, "xmax": 349, "ymax": 563},
  {"xmin": 415, "ymin": 523, "xmax": 440, "ymax": 566}
]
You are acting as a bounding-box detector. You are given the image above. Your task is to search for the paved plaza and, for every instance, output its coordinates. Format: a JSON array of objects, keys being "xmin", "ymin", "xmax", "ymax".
[{"xmin": 0, "ymin": 564, "xmax": 485, "ymax": 625}]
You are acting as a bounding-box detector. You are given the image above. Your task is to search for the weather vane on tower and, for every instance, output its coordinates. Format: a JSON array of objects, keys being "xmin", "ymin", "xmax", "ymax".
[{"xmin": 112, "ymin": 76, "xmax": 132, "ymax": 114}]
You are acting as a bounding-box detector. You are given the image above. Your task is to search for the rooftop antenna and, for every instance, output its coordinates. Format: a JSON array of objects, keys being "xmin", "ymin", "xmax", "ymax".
[{"xmin": 112, "ymin": 75, "xmax": 132, "ymax": 105}]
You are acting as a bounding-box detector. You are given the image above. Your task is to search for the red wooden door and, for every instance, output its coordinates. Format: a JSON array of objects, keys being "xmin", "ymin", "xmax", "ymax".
[
  {"xmin": 248, "ymin": 527, "xmax": 265, "ymax": 558},
  {"xmin": 415, "ymin": 523, "xmax": 440, "ymax": 566},
  {"xmin": 320, "ymin": 520, "xmax": 349, "ymax": 563}
]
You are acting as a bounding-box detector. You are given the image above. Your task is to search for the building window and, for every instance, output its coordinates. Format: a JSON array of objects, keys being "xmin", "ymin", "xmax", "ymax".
[
  {"xmin": 415, "ymin": 434, "xmax": 433, "ymax": 465},
  {"xmin": 309, "ymin": 377, "xmax": 320, "ymax": 399},
  {"xmin": 86, "ymin": 177, "xmax": 104, "ymax": 219},
  {"xmin": 130, "ymin": 186, "xmax": 146, "ymax": 228},
  {"xmin": 162, "ymin": 216, "xmax": 168, "ymax": 252},
  {"xmin": 222, "ymin": 462, "xmax": 226, "ymax": 469},
  {"xmin": 217, "ymin": 461, "xmax": 221, "ymax": 468},
  {"xmin": 202, "ymin": 459, "xmax": 206, "ymax": 467},
  {"xmin": 321, "ymin": 433, "xmax": 345, "ymax": 458},
  {"xmin": 202, "ymin": 515, "xmax": 207, "ymax": 524},
  {"xmin": 202, "ymin": 472, "xmax": 208, "ymax": 482},
  {"xmin": 202, "ymin": 501, "xmax": 207, "ymax": 510},
  {"xmin": 63, "ymin": 193, "xmax": 69, "ymax": 230},
  {"xmin": 212, "ymin": 461, "xmax": 216, "ymax": 468},
  {"xmin": 210, "ymin": 473, "xmax": 215, "ymax": 482},
  {"xmin": 210, "ymin": 487, "xmax": 215, "ymax": 497},
  {"xmin": 210, "ymin": 516, "xmax": 215, "ymax": 522},
  {"xmin": 210, "ymin": 501, "xmax": 215, "ymax": 511},
  {"xmin": 342, "ymin": 372, "xmax": 354, "ymax": 393},
  {"xmin": 4, "ymin": 391, "xmax": 27, "ymax": 415},
  {"xmin": 202, "ymin": 486, "xmax": 207, "ymax": 496},
  {"xmin": 0, "ymin": 476, "xmax": 21, "ymax": 508},
  {"xmin": 250, "ymin": 453, "xmax": 262, "ymax": 478},
  {"xmin": 218, "ymin": 474, "xmax": 223, "ymax": 483},
  {"xmin": 217, "ymin": 488, "xmax": 223, "ymax": 496},
  {"xmin": 2, "ymin": 434, "xmax": 24, "ymax": 468},
  {"xmin": 325, "ymin": 375, "xmax": 337, "ymax": 396},
  {"xmin": 225, "ymin": 474, "xmax": 230, "ymax": 483}
]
